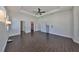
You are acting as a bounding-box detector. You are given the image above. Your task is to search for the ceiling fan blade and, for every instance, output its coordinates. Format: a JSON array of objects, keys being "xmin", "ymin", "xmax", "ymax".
[
  {"xmin": 38, "ymin": 8, "xmax": 41, "ymax": 12},
  {"xmin": 41, "ymin": 11, "xmax": 46, "ymax": 13},
  {"xmin": 33, "ymin": 8, "xmax": 46, "ymax": 15}
]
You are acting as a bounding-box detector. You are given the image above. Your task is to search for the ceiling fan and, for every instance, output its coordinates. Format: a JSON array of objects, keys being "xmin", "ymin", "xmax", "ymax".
[{"xmin": 34, "ymin": 8, "xmax": 46, "ymax": 15}]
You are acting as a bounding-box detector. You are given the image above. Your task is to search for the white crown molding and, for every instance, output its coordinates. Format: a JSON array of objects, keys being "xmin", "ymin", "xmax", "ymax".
[
  {"xmin": 20, "ymin": 10, "xmax": 36, "ymax": 17},
  {"xmin": 20, "ymin": 7, "xmax": 72, "ymax": 17}
]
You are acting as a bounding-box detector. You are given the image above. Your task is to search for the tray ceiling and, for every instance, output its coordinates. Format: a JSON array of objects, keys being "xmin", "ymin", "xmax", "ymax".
[{"xmin": 5, "ymin": 6, "xmax": 72, "ymax": 17}]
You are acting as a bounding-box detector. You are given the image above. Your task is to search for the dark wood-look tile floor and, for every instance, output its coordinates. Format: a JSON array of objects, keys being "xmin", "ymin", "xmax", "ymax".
[{"xmin": 5, "ymin": 31, "xmax": 79, "ymax": 52}]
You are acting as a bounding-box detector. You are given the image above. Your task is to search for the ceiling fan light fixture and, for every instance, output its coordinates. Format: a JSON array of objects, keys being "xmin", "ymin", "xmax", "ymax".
[{"xmin": 33, "ymin": 8, "xmax": 46, "ymax": 15}]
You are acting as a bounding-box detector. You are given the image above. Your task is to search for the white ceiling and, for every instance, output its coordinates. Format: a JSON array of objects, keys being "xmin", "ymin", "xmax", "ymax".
[
  {"xmin": 5, "ymin": 6, "xmax": 72, "ymax": 17},
  {"xmin": 21, "ymin": 6, "xmax": 60, "ymax": 13},
  {"xmin": 6, "ymin": 6, "xmax": 59, "ymax": 12}
]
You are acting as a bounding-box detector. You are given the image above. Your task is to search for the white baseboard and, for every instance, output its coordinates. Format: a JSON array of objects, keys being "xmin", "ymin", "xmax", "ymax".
[
  {"xmin": 9, "ymin": 33, "xmax": 20, "ymax": 37},
  {"xmin": 52, "ymin": 33, "xmax": 72, "ymax": 39},
  {"xmin": 25, "ymin": 31, "xmax": 31, "ymax": 33},
  {"xmin": 40, "ymin": 31, "xmax": 72, "ymax": 39},
  {"xmin": 73, "ymin": 37, "xmax": 79, "ymax": 44},
  {"xmin": 2, "ymin": 41, "xmax": 8, "ymax": 52}
]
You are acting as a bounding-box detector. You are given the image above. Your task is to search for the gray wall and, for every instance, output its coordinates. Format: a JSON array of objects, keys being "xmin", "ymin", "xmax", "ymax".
[
  {"xmin": 0, "ymin": 22, "xmax": 8, "ymax": 52},
  {"xmin": 73, "ymin": 7, "xmax": 79, "ymax": 43},
  {"xmin": 37, "ymin": 9, "xmax": 73, "ymax": 38}
]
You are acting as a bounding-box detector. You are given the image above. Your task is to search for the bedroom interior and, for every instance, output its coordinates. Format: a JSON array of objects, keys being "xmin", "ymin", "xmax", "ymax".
[{"xmin": 0, "ymin": 6, "xmax": 79, "ymax": 52}]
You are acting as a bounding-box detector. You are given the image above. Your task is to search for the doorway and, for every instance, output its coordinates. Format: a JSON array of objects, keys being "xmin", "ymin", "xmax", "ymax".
[{"xmin": 20, "ymin": 21, "xmax": 24, "ymax": 35}]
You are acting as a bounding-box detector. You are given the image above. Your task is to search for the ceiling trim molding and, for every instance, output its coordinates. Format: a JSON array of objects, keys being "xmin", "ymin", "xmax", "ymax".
[
  {"xmin": 20, "ymin": 10, "xmax": 36, "ymax": 17},
  {"xmin": 20, "ymin": 7, "xmax": 72, "ymax": 17}
]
